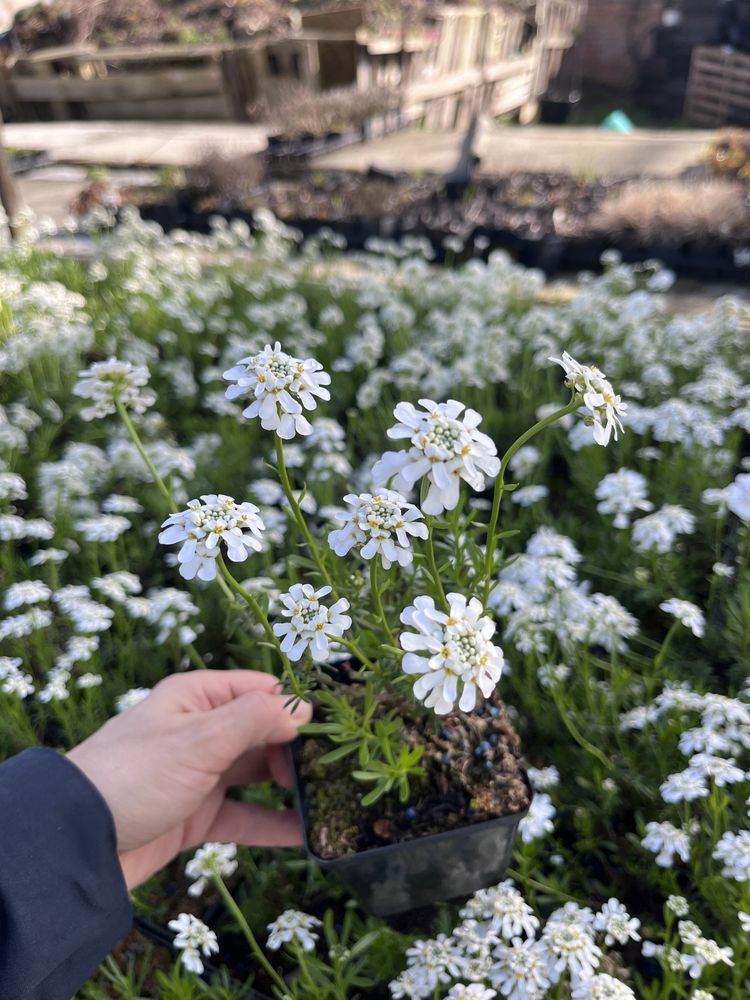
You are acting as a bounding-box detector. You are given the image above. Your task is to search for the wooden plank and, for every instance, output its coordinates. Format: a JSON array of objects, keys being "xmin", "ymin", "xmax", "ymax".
[
  {"xmin": 11, "ymin": 66, "xmax": 223, "ymax": 103},
  {"xmin": 83, "ymin": 94, "xmax": 230, "ymax": 120}
]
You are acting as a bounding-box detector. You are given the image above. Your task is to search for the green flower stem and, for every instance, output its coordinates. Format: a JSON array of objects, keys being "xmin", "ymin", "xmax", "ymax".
[
  {"xmin": 482, "ymin": 396, "xmax": 579, "ymax": 603},
  {"xmin": 549, "ymin": 683, "xmax": 612, "ymax": 772},
  {"xmin": 370, "ymin": 560, "xmax": 396, "ymax": 649},
  {"xmin": 214, "ymin": 876, "xmax": 288, "ymax": 997},
  {"xmin": 425, "ymin": 516, "xmax": 448, "ymax": 609},
  {"xmin": 115, "ymin": 398, "xmax": 175, "ymax": 509},
  {"xmin": 336, "ymin": 636, "xmax": 380, "ymax": 676},
  {"xmin": 274, "ymin": 435, "xmax": 333, "ymax": 589},
  {"xmin": 506, "ymin": 868, "xmax": 585, "ymax": 906},
  {"xmin": 653, "ymin": 620, "xmax": 680, "ymax": 674},
  {"xmin": 217, "ymin": 556, "xmax": 304, "ymax": 698},
  {"xmin": 115, "ymin": 398, "xmax": 211, "ymax": 671}
]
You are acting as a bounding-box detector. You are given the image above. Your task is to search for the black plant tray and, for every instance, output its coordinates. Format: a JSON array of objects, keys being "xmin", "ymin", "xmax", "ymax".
[{"xmin": 292, "ymin": 742, "xmax": 530, "ymax": 917}]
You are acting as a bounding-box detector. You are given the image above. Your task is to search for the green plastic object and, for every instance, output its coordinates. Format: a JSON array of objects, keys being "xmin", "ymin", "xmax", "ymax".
[{"xmin": 600, "ymin": 110, "xmax": 635, "ymax": 133}]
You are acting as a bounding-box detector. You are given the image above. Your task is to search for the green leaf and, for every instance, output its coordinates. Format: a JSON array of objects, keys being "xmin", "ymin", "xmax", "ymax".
[{"xmin": 318, "ymin": 743, "xmax": 359, "ymax": 764}]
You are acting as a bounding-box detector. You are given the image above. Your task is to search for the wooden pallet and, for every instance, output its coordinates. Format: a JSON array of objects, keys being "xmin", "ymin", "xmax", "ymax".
[{"xmin": 685, "ymin": 45, "xmax": 750, "ymax": 127}]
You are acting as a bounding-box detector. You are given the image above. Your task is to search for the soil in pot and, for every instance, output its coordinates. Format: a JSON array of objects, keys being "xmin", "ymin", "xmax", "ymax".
[{"xmin": 299, "ymin": 691, "xmax": 530, "ymax": 860}]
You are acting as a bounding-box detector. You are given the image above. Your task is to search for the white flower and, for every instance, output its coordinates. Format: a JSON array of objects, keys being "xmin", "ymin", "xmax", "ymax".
[
  {"xmin": 594, "ymin": 899, "xmax": 641, "ymax": 946},
  {"xmin": 328, "ymin": 490, "xmax": 427, "ymax": 568},
  {"xmin": 659, "ymin": 598, "xmax": 705, "ymax": 638},
  {"xmin": 168, "ymin": 913, "xmax": 219, "ymax": 975},
  {"xmin": 550, "ymin": 351, "xmax": 626, "ymax": 446},
  {"xmin": 712, "ymin": 561, "xmax": 734, "ymax": 578},
  {"xmin": 511, "ymin": 485, "xmax": 548, "ymax": 507},
  {"xmin": 159, "ymin": 494, "xmax": 265, "ymax": 582},
  {"xmin": 738, "ymin": 911, "xmax": 750, "ymax": 932},
  {"xmin": 406, "ymin": 935, "xmax": 464, "ymax": 988},
  {"xmin": 101, "ymin": 493, "xmax": 143, "ymax": 514},
  {"xmin": 642, "ymin": 821, "xmax": 690, "ymax": 867},
  {"xmin": 489, "ymin": 937, "xmax": 552, "ymax": 999},
  {"xmin": 185, "ymin": 842, "xmax": 238, "ymax": 896},
  {"xmin": 76, "ymin": 515, "xmax": 132, "ymax": 543},
  {"xmin": 115, "ymin": 687, "xmax": 151, "ymax": 713},
  {"xmin": 526, "ymin": 765, "xmax": 559, "ymax": 791},
  {"xmin": 76, "ymin": 673, "xmax": 103, "ymax": 689},
  {"xmin": 390, "ymin": 967, "xmax": 431, "ymax": 999},
  {"xmin": 571, "ymin": 974, "xmax": 636, "ymax": 999},
  {"xmin": 660, "ymin": 769, "xmax": 709, "ymax": 803},
  {"xmin": 518, "ymin": 793, "xmax": 556, "ymax": 843},
  {"xmin": 373, "ymin": 399, "xmax": 500, "ymax": 515},
  {"xmin": 272, "ymin": 584, "xmax": 351, "ymax": 662},
  {"xmin": 508, "ymin": 446, "xmax": 540, "ymax": 480},
  {"xmin": 400, "ymin": 593, "xmax": 505, "ymax": 715},
  {"xmin": 266, "ymin": 909, "xmax": 322, "ymax": 952},
  {"xmin": 632, "ymin": 505, "xmax": 695, "ymax": 554},
  {"xmin": 0, "ymin": 657, "xmax": 34, "ymax": 699},
  {"xmin": 688, "ymin": 752, "xmax": 745, "ymax": 786},
  {"xmin": 223, "ymin": 342, "xmax": 331, "ymax": 439},
  {"xmin": 447, "ymin": 986, "xmax": 496, "ymax": 1000},
  {"xmin": 667, "ymin": 895, "xmax": 689, "ymax": 917},
  {"xmin": 461, "ymin": 881, "xmax": 539, "ymax": 940},
  {"xmin": 74, "ymin": 358, "xmax": 156, "ymax": 420},
  {"xmin": 595, "ymin": 469, "xmax": 652, "ymax": 528},
  {"xmin": 542, "ymin": 917, "xmax": 602, "ymax": 984},
  {"xmin": 681, "ymin": 937, "xmax": 734, "ymax": 979},
  {"xmin": 3, "ymin": 580, "xmax": 51, "ymax": 610},
  {"xmin": 726, "ymin": 473, "xmax": 750, "ymax": 520},
  {"xmin": 713, "ymin": 830, "xmax": 750, "ymax": 881}
]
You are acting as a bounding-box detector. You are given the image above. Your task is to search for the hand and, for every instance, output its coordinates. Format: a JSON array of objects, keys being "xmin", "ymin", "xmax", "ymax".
[{"xmin": 67, "ymin": 670, "xmax": 311, "ymax": 890}]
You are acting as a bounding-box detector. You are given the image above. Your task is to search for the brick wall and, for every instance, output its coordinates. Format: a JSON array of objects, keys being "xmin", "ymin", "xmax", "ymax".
[{"xmin": 580, "ymin": 0, "xmax": 666, "ymax": 88}]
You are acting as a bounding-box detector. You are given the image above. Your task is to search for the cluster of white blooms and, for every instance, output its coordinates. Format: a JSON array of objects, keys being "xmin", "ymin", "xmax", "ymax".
[
  {"xmin": 0, "ymin": 656, "xmax": 34, "ymax": 698},
  {"xmin": 631, "ymin": 505, "xmax": 695, "ymax": 554},
  {"xmin": 713, "ymin": 831, "xmax": 750, "ymax": 882},
  {"xmin": 659, "ymin": 598, "xmax": 706, "ymax": 638},
  {"xmin": 550, "ymin": 352, "xmax": 626, "ymax": 447},
  {"xmin": 595, "ymin": 469, "xmax": 652, "ymax": 528},
  {"xmin": 185, "ymin": 842, "xmax": 238, "ymax": 896},
  {"xmin": 115, "ymin": 686, "xmax": 151, "ymax": 713},
  {"xmin": 168, "ymin": 913, "xmax": 219, "ymax": 975},
  {"xmin": 73, "ymin": 358, "xmax": 156, "ymax": 420},
  {"xmin": 490, "ymin": 528, "xmax": 637, "ymax": 657},
  {"xmin": 3, "ymin": 579, "xmax": 51, "ymax": 610},
  {"xmin": 328, "ymin": 490, "xmax": 428, "ymax": 568},
  {"xmin": 642, "ymin": 919, "xmax": 734, "ymax": 983},
  {"xmin": 390, "ymin": 882, "xmax": 637, "ymax": 999},
  {"xmin": 272, "ymin": 584, "xmax": 351, "ymax": 662},
  {"xmin": 266, "ymin": 910, "xmax": 322, "ymax": 952},
  {"xmin": 159, "ymin": 494, "xmax": 265, "ymax": 581},
  {"xmin": 519, "ymin": 793, "xmax": 556, "ymax": 843},
  {"xmin": 373, "ymin": 400, "xmax": 500, "ymax": 515},
  {"xmin": 223, "ymin": 342, "xmax": 331, "ymax": 438},
  {"xmin": 399, "ymin": 593, "xmax": 505, "ymax": 715}
]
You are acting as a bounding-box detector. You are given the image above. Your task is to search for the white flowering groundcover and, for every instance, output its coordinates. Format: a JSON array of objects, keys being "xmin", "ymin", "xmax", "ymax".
[{"xmin": 1, "ymin": 210, "xmax": 750, "ymax": 1000}]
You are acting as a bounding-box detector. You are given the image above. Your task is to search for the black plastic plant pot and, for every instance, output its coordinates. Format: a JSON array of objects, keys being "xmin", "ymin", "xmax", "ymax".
[{"xmin": 293, "ymin": 744, "xmax": 531, "ymax": 917}]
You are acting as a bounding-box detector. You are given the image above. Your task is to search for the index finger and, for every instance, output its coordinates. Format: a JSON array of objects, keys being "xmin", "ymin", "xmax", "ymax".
[{"xmin": 148, "ymin": 669, "xmax": 283, "ymax": 713}]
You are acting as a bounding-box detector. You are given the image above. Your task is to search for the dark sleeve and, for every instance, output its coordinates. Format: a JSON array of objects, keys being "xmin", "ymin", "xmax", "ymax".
[{"xmin": 0, "ymin": 748, "xmax": 134, "ymax": 1000}]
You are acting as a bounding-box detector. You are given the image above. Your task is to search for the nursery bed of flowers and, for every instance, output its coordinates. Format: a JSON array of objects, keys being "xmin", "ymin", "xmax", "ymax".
[{"xmin": 2, "ymin": 208, "xmax": 750, "ymax": 1000}]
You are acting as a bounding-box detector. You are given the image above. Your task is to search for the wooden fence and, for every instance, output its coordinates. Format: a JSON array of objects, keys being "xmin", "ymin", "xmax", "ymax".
[
  {"xmin": 0, "ymin": 1, "xmax": 587, "ymax": 127},
  {"xmin": 685, "ymin": 45, "xmax": 750, "ymax": 127}
]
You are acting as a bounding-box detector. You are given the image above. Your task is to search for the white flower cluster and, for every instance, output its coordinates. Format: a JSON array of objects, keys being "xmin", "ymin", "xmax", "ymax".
[
  {"xmin": 373, "ymin": 400, "xmax": 500, "ymax": 515},
  {"xmin": 185, "ymin": 842, "xmax": 238, "ymax": 897},
  {"xmin": 273, "ymin": 584, "xmax": 351, "ymax": 662},
  {"xmin": 74, "ymin": 358, "xmax": 156, "ymax": 421},
  {"xmin": 159, "ymin": 494, "xmax": 265, "ymax": 581},
  {"xmin": 266, "ymin": 909, "xmax": 322, "ymax": 952},
  {"xmin": 223, "ymin": 341, "xmax": 331, "ymax": 439},
  {"xmin": 328, "ymin": 490, "xmax": 428, "ymax": 568},
  {"xmin": 550, "ymin": 352, "xmax": 626, "ymax": 447},
  {"xmin": 400, "ymin": 593, "xmax": 505, "ymax": 715},
  {"xmin": 168, "ymin": 913, "xmax": 219, "ymax": 975},
  {"xmin": 389, "ymin": 882, "xmax": 637, "ymax": 999}
]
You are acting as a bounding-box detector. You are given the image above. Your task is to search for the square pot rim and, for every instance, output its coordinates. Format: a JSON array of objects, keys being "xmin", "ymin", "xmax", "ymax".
[{"xmin": 291, "ymin": 740, "xmax": 532, "ymax": 871}]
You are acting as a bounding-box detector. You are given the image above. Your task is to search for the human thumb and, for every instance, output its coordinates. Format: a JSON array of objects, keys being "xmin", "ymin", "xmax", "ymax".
[{"xmin": 201, "ymin": 689, "xmax": 312, "ymax": 769}]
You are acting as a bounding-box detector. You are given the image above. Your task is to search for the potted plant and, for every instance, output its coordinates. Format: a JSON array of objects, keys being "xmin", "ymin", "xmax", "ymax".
[{"xmin": 77, "ymin": 341, "xmax": 625, "ymax": 916}]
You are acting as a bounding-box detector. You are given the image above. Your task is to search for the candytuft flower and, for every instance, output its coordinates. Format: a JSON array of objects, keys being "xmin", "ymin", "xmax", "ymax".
[
  {"xmin": 373, "ymin": 399, "xmax": 500, "ymax": 515},
  {"xmin": 185, "ymin": 843, "xmax": 238, "ymax": 897},
  {"xmin": 266, "ymin": 909, "xmax": 322, "ymax": 952},
  {"xmin": 168, "ymin": 913, "xmax": 219, "ymax": 974},
  {"xmin": 273, "ymin": 584, "xmax": 351, "ymax": 661},
  {"xmin": 550, "ymin": 351, "xmax": 626, "ymax": 447},
  {"xmin": 74, "ymin": 358, "xmax": 156, "ymax": 421},
  {"xmin": 659, "ymin": 598, "xmax": 705, "ymax": 638},
  {"xmin": 400, "ymin": 594, "xmax": 505, "ymax": 715},
  {"xmin": 223, "ymin": 342, "xmax": 331, "ymax": 439},
  {"xmin": 159, "ymin": 494, "xmax": 265, "ymax": 581},
  {"xmin": 328, "ymin": 490, "xmax": 428, "ymax": 568}
]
